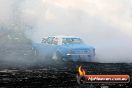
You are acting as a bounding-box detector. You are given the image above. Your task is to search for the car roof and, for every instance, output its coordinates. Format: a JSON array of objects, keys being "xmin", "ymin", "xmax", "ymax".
[{"xmin": 49, "ymin": 35, "xmax": 80, "ymax": 39}]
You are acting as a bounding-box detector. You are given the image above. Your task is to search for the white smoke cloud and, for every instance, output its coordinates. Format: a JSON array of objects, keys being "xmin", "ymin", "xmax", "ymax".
[
  {"xmin": 0, "ymin": 0, "xmax": 132, "ymax": 63},
  {"xmin": 19, "ymin": 0, "xmax": 132, "ymax": 63},
  {"xmin": 0, "ymin": 0, "xmax": 15, "ymax": 24}
]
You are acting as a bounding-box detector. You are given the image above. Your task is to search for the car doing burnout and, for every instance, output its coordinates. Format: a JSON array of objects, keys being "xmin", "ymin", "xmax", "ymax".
[{"xmin": 32, "ymin": 36, "xmax": 95, "ymax": 62}]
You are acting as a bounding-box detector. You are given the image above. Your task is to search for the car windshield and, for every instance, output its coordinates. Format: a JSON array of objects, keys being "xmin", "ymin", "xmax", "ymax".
[{"xmin": 62, "ymin": 38, "xmax": 83, "ymax": 44}]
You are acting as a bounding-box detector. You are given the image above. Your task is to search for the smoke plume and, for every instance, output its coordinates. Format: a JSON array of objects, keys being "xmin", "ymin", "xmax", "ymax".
[{"xmin": 0, "ymin": 0, "xmax": 132, "ymax": 63}]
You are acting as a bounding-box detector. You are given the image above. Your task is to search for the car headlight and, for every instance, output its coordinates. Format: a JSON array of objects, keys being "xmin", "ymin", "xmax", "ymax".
[{"xmin": 66, "ymin": 53, "xmax": 71, "ymax": 56}]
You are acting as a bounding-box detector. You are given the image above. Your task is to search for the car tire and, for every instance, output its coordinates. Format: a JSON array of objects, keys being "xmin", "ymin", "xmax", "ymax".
[
  {"xmin": 52, "ymin": 52, "xmax": 63, "ymax": 62},
  {"xmin": 33, "ymin": 49, "xmax": 39, "ymax": 56}
]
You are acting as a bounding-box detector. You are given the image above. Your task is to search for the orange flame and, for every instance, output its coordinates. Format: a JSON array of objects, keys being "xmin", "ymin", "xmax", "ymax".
[{"xmin": 78, "ymin": 66, "xmax": 86, "ymax": 76}]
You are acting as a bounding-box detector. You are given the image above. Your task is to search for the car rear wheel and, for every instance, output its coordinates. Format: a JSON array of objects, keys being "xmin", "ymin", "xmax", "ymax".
[
  {"xmin": 33, "ymin": 49, "xmax": 39, "ymax": 56},
  {"xmin": 52, "ymin": 52, "xmax": 63, "ymax": 62}
]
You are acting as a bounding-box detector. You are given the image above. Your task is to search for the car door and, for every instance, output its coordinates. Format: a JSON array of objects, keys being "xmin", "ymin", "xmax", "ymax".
[
  {"xmin": 37, "ymin": 37, "xmax": 48, "ymax": 56},
  {"xmin": 46, "ymin": 37, "xmax": 55, "ymax": 56},
  {"xmin": 51, "ymin": 37, "xmax": 60, "ymax": 52}
]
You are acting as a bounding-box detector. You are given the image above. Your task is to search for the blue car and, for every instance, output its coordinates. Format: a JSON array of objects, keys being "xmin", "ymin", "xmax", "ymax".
[{"xmin": 32, "ymin": 36, "xmax": 95, "ymax": 62}]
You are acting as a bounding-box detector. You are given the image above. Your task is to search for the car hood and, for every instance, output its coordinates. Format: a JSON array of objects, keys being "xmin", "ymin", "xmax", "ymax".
[{"xmin": 64, "ymin": 44, "xmax": 94, "ymax": 50}]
